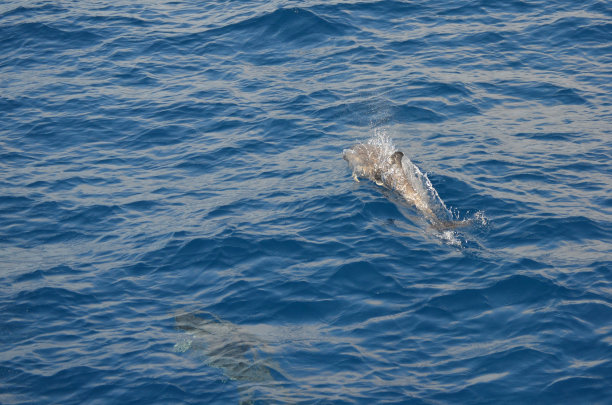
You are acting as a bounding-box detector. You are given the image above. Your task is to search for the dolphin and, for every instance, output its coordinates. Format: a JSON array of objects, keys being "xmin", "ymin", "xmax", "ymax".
[
  {"xmin": 174, "ymin": 312, "xmax": 286, "ymax": 404},
  {"xmin": 343, "ymin": 142, "xmax": 437, "ymax": 219},
  {"xmin": 343, "ymin": 139, "xmax": 473, "ymax": 232}
]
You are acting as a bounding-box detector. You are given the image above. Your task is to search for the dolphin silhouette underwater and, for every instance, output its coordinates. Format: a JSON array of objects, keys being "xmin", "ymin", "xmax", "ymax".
[
  {"xmin": 343, "ymin": 137, "xmax": 468, "ymax": 229},
  {"xmin": 174, "ymin": 312, "xmax": 280, "ymax": 382},
  {"xmin": 174, "ymin": 312, "xmax": 287, "ymax": 404}
]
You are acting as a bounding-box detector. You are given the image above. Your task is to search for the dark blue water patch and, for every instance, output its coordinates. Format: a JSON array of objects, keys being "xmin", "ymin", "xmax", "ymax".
[
  {"xmin": 0, "ymin": 195, "xmax": 33, "ymax": 214},
  {"xmin": 556, "ymin": 177, "xmax": 607, "ymax": 191},
  {"xmin": 132, "ymin": 236, "xmax": 210, "ymax": 273},
  {"xmin": 112, "ymin": 66, "xmax": 159, "ymax": 87},
  {"xmin": 0, "ymin": 96, "xmax": 30, "ymax": 113},
  {"xmin": 463, "ymin": 158, "xmax": 536, "ymax": 178},
  {"xmin": 309, "ymin": 89, "xmax": 343, "ymax": 105},
  {"xmin": 126, "ymin": 125, "xmax": 198, "ymax": 148},
  {"xmin": 0, "ymin": 22, "xmax": 102, "ymax": 54},
  {"xmin": 589, "ymin": 1, "xmax": 612, "ymax": 16},
  {"xmin": 162, "ymin": 6, "xmax": 357, "ymax": 57},
  {"xmin": 539, "ymin": 376, "xmax": 610, "ymax": 404},
  {"xmin": 9, "ymin": 286, "xmax": 97, "ymax": 319},
  {"xmin": 6, "ymin": 366, "xmax": 175, "ymax": 405},
  {"xmin": 248, "ymin": 7, "xmax": 355, "ymax": 46},
  {"xmin": 478, "ymin": 81, "xmax": 588, "ymax": 106},
  {"xmin": 432, "ymin": 347, "xmax": 561, "ymax": 402},
  {"xmin": 423, "ymin": 132, "xmax": 483, "ymax": 148},
  {"xmin": 173, "ymin": 152, "xmax": 230, "ymax": 173},
  {"xmin": 498, "ymin": 171, "xmax": 555, "ymax": 185},
  {"xmin": 1, "ymin": 200, "xmax": 124, "ymax": 246},
  {"xmin": 425, "ymin": 287, "xmax": 491, "ymax": 317},
  {"xmin": 437, "ymin": 3, "xmax": 488, "ymax": 17},
  {"xmin": 0, "ymin": 4, "xmax": 68, "ymax": 20},
  {"xmin": 513, "ymin": 132, "xmax": 579, "ymax": 141},
  {"xmin": 76, "ymin": 13, "xmax": 158, "ymax": 29},
  {"xmin": 394, "ymin": 104, "xmax": 447, "ymax": 123},
  {"xmin": 122, "ymin": 199, "xmax": 159, "ymax": 212},
  {"xmin": 413, "ymin": 303, "xmax": 455, "ymax": 329},
  {"xmin": 14, "ymin": 264, "xmax": 78, "ymax": 283},
  {"xmin": 528, "ymin": 16, "xmax": 612, "ymax": 48},
  {"xmin": 560, "ymin": 299, "xmax": 612, "ymax": 327},
  {"xmin": 478, "ymin": 0, "xmax": 540, "ymax": 12},
  {"xmin": 325, "ymin": 43, "xmax": 395, "ymax": 68},
  {"xmin": 327, "ymin": 260, "xmax": 405, "ymax": 295},
  {"xmin": 429, "ymin": 100, "xmax": 482, "ymax": 119},
  {"xmin": 314, "ymin": 100, "xmax": 381, "ymax": 126},
  {"xmin": 46, "ymin": 176, "xmax": 119, "ymax": 192},
  {"xmin": 598, "ymin": 197, "xmax": 612, "ymax": 208},
  {"xmin": 482, "ymin": 274, "xmax": 573, "ymax": 306},
  {"xmin": 206, "ymin": 198, "xmax": 266, "ymax": 220},
  {"xmin": 313, "ymin": 0, "xmax": 432, "ymax": 31},
  {"xmin": 63, "ymin": 204, "xmax": 124, "ymax": 228},
  {"xmin": 457, "ymin": 30, "xmax": 511, "ymax": 46},
  {"xmin": 413, "ymin": 80, "xmax": 473, "ymax": 98},
  {"xmin": 7, "ymin": 228, "xmax": 89, "ymax": 246},
  {"xmin": 271, "ymin": 298, "xmax": 339, "ymax": 322},
  {"xmin": 17, "ymin": 115, "xmax": 123, "ymax": 149},
  {"xmin": 560, "ymin": 159, "xmax": 609, "ymax": 174},
  {"xmin": 569, "ymin": 22, "xmax": 612, "ymax": 44},
  {"xmin": 133, "ymin": 232, "xmax": 340, "ymax": 284},
  {"xmin": 388, "ymin": 38, "xmax": 429, "ymax": 55},
  {"xmin": 493, "ymin": 215, "xmax": 612, "ymax": 247}
]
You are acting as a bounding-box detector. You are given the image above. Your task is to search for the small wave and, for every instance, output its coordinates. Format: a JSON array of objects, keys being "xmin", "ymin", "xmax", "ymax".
[
  {"xmin": 0, "ymin": 4, "xmax": 67, "ymax": 20},
  {"xmin": 158, "ymin": 7, "xmax": 356, "ymax": 56},
  {"xmin": 0, "ymin": 21, "xmax": 102, "ymax": 52}
]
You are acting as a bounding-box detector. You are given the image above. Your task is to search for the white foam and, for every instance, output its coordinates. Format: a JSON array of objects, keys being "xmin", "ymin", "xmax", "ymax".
[{"xmin": 366, "ymin": 127, "xmax": 396, "ymax": 160}]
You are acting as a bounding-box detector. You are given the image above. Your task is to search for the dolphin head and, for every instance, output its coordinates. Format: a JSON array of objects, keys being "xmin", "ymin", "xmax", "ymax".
[{"xmin": 343, "ymin": 143, "xmax": 385, "ymax": 182}]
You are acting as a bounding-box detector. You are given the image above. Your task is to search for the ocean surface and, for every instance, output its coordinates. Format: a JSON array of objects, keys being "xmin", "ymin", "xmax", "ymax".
[{"xmin": 1, "ymin": 0, "xmax": 612, "ymax": 403}]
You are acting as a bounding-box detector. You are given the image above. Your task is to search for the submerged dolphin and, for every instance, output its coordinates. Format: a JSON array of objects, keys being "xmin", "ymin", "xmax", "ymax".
[
  {"xmin": 175, "ymin": 312, "xmax": 278, "ymax": 382},
  {"xmin": 174, "ymin": 312, "xmax": 285, "ymax": 404},
  {"xmin": 343, "ymin": 142, "xmax": 437, "ymax": 219}
]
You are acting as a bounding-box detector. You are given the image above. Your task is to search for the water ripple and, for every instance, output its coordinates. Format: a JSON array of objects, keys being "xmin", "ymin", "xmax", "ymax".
[{"xmin": 1, "ymin": 0, "xmax": 611, "ymax": 403}]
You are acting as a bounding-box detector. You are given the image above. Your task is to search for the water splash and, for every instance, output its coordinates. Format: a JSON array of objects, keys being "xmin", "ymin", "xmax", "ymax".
[
  {"xmin": 400, "ymin": 153, "xmax": 452, "ymax": 222},
  {"xmin": 366, "ymin": 127, "xmax": 396, "ymax": 158}
]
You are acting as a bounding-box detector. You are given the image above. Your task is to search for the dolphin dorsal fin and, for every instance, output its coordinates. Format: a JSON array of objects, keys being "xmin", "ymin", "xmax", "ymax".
[{"xmin": 391, "ymin": 151, "xmax": 404, "ymax": 166}]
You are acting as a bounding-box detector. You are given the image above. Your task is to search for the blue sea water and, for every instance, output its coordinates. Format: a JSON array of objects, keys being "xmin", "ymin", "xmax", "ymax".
[{"xmin": 1, "ymin": 0, "xmax": 612, "ymax": 403}]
